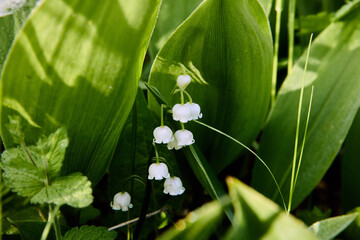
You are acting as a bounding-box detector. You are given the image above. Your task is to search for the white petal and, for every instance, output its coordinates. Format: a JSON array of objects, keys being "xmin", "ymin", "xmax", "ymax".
[
  {"xmin": 148, "ymin": 163, "xmax": 170, "ymax": 180},
  {"xmin": 164, "ymin": 177, "xmax": 185, "ymax": 196},
  {"xmin": 172, "ymin": 104, "xmax": 192, "ymax": 123},
  {"xmin": 112, "ymin": 192, "xmax": 133, "ymax": 211},
  {"xmin": 185, "ymin": 102, "xmax": 202, "ymax": 120},
  {"xmin": 153, "ymin": 126, "xmax": 173, "ymax": 144},
  {"xmin": 176, "ymin": 75, "xmax": 191, "ymax": 90},
  {"xmin": 174, "ymin": 130, "xmax": 195, "ymax": 146}
]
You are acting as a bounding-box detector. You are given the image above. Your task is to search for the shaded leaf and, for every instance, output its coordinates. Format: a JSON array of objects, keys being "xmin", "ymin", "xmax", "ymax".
[
  {"xmin": 148, "ymin": 0, "xmax": 273, "ymax": 172},
  {"xmin": 31, "ymin": 173, "xmax": 93, "ymax": 208},
  {"xmin": 157, "ymin": 201, "xmax": 224, "ymax": 240},
  {"xmin": 226, "ymin": 177, "xmax": 319, "ymax": 240},
  {"xmin": 252, "ymin": 4, "xmax": 360, "ymax": 209},
  {"xmin": 63, "ymin": 225, "xmax": 116, "ymax": 240},
  {"xmin": 149, "ymin": 0, "xmax": 203, "ymax": 59},
  {"xmin": 341, "ymin": 109, "xmax": 360, "ymax": 212},
  {"xmin": 0, "ymin": 0, "xmax": 162, "ymax": 185},
  {"xmin": 309, "ymin": 213, "xmax": 358, "ymax": 240}
]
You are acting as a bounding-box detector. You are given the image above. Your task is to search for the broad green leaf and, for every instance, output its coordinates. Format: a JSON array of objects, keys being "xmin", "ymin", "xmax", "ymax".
[
  {"xmin": 31, "ymin": 173, "xmax": 93, "ymax": 208},
  {"xmin": 309, "ymin": 213, "xmax": 358, "ymax": 240},
  {"xmin": 0, "ymin": 0, "xmax": 38, "ymax": 71},
  {"xmin": 64, "ymin": 225, "xmax": 117, "ymax": 240},
  {"xmin": 296, "ymin": 12, "xmax": 332, "ymax": 35},
  {"xmin": 148, "ymin": 0, "xmax": 272, "ymax": 172},
  {"xmin": 226, "ymin": 177, "xmax": 319, "ymax": 240},
  {"xmin": 342, "ymin": 109, "xmax": 360, "ymax": 212},
  {"xmin": 0, "ymin": 0, "xmax": 161, "ymax": 184},
  {"xmin": 259, "ymin": 0, "xmax": 273, "ymax": 15},
  {"xmin": 252, "ymin": 5, "xmax": 360, "ymax": 209},
  {"xmin": 344, "ymin": 207, "xmax": 360, "ymax": 239},
  {"xmin": 1, "ymin": 147, "xmax": 46, "ymax": 197},
  {"xmin": 149, "ymin": 0, "xmax": 203, "ymax": 59},
  {"xmin": 157, "ymin": 201, "xmax": 224, "ymax": 240}
]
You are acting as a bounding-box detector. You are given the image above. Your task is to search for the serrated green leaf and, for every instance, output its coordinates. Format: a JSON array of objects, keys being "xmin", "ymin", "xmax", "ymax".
[
  {"xmin": 252, "ymin": 4, "xmax": 360, "ymax": 209},
  {"xmin": 63, "ymin": 225, "xmax": 117, "ymax": 240},
  {"xmin": 0, "ymin": 0, "xmax": 162, "ymax": 185},
  {"xmin": 309, "ymin": 213, "xmax": 358, "ymax": 240},
  {"xmin": 157, "ymin": 201, "xmax": 224, "ymax": 240},
  {"xmin": 29, "ymin": 127, "xmax": 68, "ymax": 179},
  {"xmin": 148, "ymin": 0, "xmax": 272, "ymax": 173},
  {"xmin": 226, "ymin": 177, "xmax": 319, "ymax": 240},
  {"xmin": 1, "ymin": 147, "xmax": 46, "ymax": 197},
  {"xmin": 31, "ymin": 173, "xmax": 93, "ymax": 208}
]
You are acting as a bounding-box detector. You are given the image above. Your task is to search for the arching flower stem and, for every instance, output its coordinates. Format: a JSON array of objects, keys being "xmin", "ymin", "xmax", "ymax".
[
  {"xmin": 183, "ymin": 90, "xmax": 193, "ymax": 104},
  {"xmin": 153, "ymin": 142, "xmax": 160, "ymax": 164},
  {"xmin": 160, "ymin": 104, "xmax": 165, "ymax": 126}
]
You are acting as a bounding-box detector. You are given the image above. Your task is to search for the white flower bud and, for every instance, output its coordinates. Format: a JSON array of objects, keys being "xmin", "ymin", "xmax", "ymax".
[
  {"xmin": 167, "ymin": 138, "xmax": 183, "ymax": 150},
  {"xmin": 176, "ymin": 75, "xmax": 191, "ymax": 90},
  {"xmin": 110, "ymin": 192, "xmax": 133, "ymax": 211},
  {"xmin": 164, "ymin": 176, "xmax": 185, "ymax": 196},
  {"xmin": 148, "ymin": 162, "xmax": 170, "ymax": 180},
  {"xmin": 185, "ymin": 102, "xmax": 202, "ymax": 120},
  {"xmin": 153, "ymin": 126, "xmax": 173, "ymax": 144},
  {"xmin": 172, "ymin": 104, "xmax": 192, "ymax": 123},
  {"xmin": 174, "ymin": 129, "xmax": 194, "ymax": 146}
]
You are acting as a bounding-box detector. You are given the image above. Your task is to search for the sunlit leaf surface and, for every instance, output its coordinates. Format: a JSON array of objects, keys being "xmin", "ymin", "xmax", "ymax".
[{"xmin": 0, "ymin": 0, "xmax": 161, "ymax": 184}]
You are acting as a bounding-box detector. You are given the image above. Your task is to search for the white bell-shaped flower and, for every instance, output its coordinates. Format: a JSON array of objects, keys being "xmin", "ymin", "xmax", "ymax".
[
  {"xmin": 153, "ymin": 126, "xmax": 173, "ymax": 144},
  {"xmin": 164, "ymin": 176, "xmax": 185, "ymax": 196},
  {"xmin": 176, "ymin": 75, "xmax": 191, "ymax": 90},
  {"xmin": 172, "ymin": 104, "xmax": 192, "ymax": 123},
  {"xmin": 174, "ymin": 129, "xmax": 195, "ymax": 146},
  {"xmin": 148, "ymin": 162, "xmax": 170, "ymax": 180},
  {"xmin": 185, "ymin": 102, "xmax": 202, "ymax": 120},
  {"xmin": 110, "ymin": 192, "xmax": 133, "ymax": 211},
  {"xmin": 167, "ymin": 138, "xmax": 183, "ymax": 150}
]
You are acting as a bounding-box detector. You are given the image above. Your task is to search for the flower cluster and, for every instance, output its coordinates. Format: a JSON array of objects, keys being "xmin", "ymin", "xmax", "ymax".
[
  {"xmin": 153, "ymin": 74, "xmax": 202, "ymax": 150},
  {"xmin": 110, "ymin": 75, "xmax": 200, "ymax": 211}
]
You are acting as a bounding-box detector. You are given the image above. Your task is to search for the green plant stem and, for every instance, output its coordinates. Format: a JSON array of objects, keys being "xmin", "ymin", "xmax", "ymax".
[
  {"xmin": 180, "ymin": 90, "xmax": 184, "ymax": 105},
  {"xmin": 153, "ymin": 143, "xmax": 160, "ymax": 164},
  {"xmin": 41, "ymin": 204, "xmax": 61, "ymax": 240},
  {"xmin": 271, "ymin": 0, "xmax": 284, "ymax": 107},
  {"xmin": 287, "ymin": 34, "xmax": 313, "ymax": 213},
  {"xmin": 51, "ymin": 205, "xmax": 61, "ymax": 239},
  {"xmin": 160, "ymin": 104, "xmax": 165, "ymax": 126},
  {"xmin": 288, "ymin": 0, "xmax": 296, "ymax": 73},
  {"xmin": 194, "ymin": 120, "xmax": 287, "ymax": 211},
  {"xmin": 183, "ymin": 90, "xmax": 193, "ymax": 103}
]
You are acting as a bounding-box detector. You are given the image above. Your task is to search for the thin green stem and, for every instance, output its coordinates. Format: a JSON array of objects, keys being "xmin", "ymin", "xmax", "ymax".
[
  {"xmin": 271, "ymin": 0, "xmax": 284, "ymax": 107},
  {"xmin": 183, "ymin": 90, "xmax": 193, "ymax": 103},
  {"xmin": 41, "ymin": 205, "xmax": 61, "ymax": 240},
  {"xmin": 288, "ymin": 34, "xmax": 313, "ymax": 213},
  {"xmin": 294, "ymin": 86, "xmax": 314, "ymax": 186},
  {"xmin": 180, "ymin": 90, "xmax": 184, "ymax": 105},
  {"xmin": 153, "ymin": 143, "xmax": 160, "ymax": 164},
  {"xmin": 160, "ymin": 104, "xmax": 165, "ymax": 126},
  {"xmin": 51, "ymin": 205, "xmax": 61, "ymax": 239},
  {"xmin": 180, "ymin": 122, "xmax": 185, "ymax": 130},
  {"xmin": 288, "ymin": 0, "xmax": 296, "ymax": 73},
  {"xmin": 194, "ymin": 120, "xmax": 287, "ymax": 211}
]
